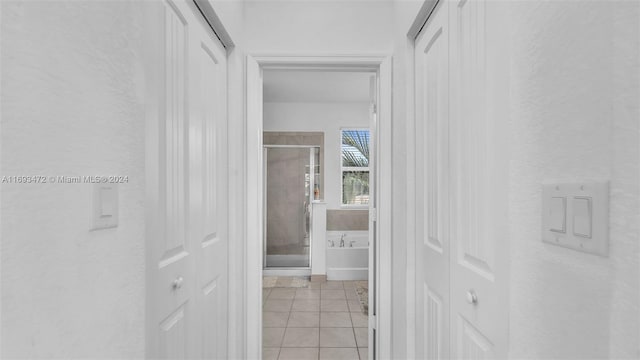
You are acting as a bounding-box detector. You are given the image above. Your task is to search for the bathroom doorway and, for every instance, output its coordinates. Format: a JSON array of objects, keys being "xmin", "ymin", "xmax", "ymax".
[
  {"xmin": 263, "ymin": 145, "xmax": 320, "ymax": 270},
  {"xmin": 246, "ymin": 55, "xmax": 393, "ymax": 359}
]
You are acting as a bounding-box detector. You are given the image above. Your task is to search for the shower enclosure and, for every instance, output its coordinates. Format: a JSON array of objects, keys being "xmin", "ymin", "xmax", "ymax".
[{"xmin": 264, "ymin": 145, "xmax": 320, "ymax": 269}]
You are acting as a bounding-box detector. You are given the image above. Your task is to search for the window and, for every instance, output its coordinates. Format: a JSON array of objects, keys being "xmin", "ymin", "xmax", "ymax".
[{"xmin": 341, "ymin": 129, "xmax": 370, "ymax": 206}]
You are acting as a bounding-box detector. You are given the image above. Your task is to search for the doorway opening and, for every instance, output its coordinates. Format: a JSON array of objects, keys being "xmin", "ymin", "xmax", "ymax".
[{"xmin": 245, "ymin": 55, "xmax": 392, "ymax": 359}]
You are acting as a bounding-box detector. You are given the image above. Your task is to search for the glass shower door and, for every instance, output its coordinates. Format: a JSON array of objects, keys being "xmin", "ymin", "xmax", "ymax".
[{"xmin": 264, "ymin": 146, "xmax": 316, "ymax": 268}]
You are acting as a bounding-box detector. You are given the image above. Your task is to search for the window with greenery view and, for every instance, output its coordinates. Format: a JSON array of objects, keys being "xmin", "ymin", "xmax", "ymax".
[{"xmin": 341, "ymin": 129, "xmax": 370, "ymax": 206}]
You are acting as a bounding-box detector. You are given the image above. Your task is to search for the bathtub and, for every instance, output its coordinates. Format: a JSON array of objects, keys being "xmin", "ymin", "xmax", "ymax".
[{"xmin": 326, "ymin": 231, "xmax": 368, "ymax": 280}]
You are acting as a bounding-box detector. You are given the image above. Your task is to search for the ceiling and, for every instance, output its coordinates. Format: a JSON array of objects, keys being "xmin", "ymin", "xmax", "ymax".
[{"xmin": 263, "ymin": 70, "xmax": 372, "ymax": 103}]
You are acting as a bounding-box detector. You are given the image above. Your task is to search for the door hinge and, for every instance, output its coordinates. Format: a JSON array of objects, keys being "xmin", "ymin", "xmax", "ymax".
[
  {"xmin": 370, "ymin": 208, "xmax": 377, "ymax": 222},
  {"xmin": 371, "ymin": 314, "xmax": 377, "ymax": 330},
  {"xmin": 371, "ymin": 103, "xmax": 377, "ymax": 114}
]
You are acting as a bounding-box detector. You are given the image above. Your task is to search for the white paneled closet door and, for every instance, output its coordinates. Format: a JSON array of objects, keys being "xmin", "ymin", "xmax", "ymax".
[
  {"xmin": 448, "ymin": 0, "xmax": 509, "ymax": 357},
  {"xmin": 414, "ymin": 2, "xmax": 450, "ymax": 359},
  {"xmin": 414, "ymin": 0, "xmax": 510, "ymax": 358},
  {"xmin": 146, "ymin": 0, "xmax": 228, "ymax": 358}
]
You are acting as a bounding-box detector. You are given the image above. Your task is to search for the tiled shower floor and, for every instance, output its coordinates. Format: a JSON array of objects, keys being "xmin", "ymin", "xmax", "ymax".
[{"xmin": 262, "ymin": 276, "xmax": 369, "ymax": 360}]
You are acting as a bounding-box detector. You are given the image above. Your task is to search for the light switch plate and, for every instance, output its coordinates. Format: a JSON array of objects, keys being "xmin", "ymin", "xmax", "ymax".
[
  {"xmin": 91, "ymin": 183, "xmax": 119, "ymax": 230},
  {"xmin": 542, "ymin": 182, "xmax": 608, "ymax": 256}
]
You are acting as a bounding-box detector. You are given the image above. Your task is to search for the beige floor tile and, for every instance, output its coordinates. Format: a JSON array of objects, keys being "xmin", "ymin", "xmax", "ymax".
[
  {"xmin": 278, "ymin": 347, "xmax": 319, "ymax": 360},
  {"xmin": 282, "ymin": 327, "xmax": 320, "ymax": 347},
  {"xmin": 321, "ymin": 281, "xmax": 344, "ymax": 289},
  {"xmin": 290, "ymin": 277, "xmax": 310, "ymax": 288},
  {"xmin": 321, "ymin": 299, "xmax": 349, "ymax": 312},
  {"xmin": 354, "ymin": 327, "xmax": 368, "ymax": 347},
  {"xmin": 295, "ymin": 289, "xmax": 321, "ymax": 300},
  {"xmin": 358, "ymin": 347, "xmax": 368, "ymax": 360},
  {"xmin": 320, "ymin": 347, "xmax": 360, "ymax": 360},
  {"xmin": 347, "ymin": 300, "xmax": 363, "ymax": 312},
  {"xmin": 320, "ymin": 328, "xmax": 357, "ymax": 347},
  {"xmin": 342, "ymin": 281, "xmax": 358, "ymax": 289},
  {"xmin": 350, "ymin": 312, "xmax": 368, "ymax": 328},
  {"xmin": 320, "ymin": 312, "xmax": 352, "ymax": 327},
  {"xmin": 263, "ymin": 277, "xmax": 278, "ymax": 288},
  {"xmin": 345, "ymin": 288, "xmax": 359, "ymax": 299},
  {"xmin": 269, "ymin": 288, "xmax": 296, "ymax": 300},
  {"xmin": 287, "ymin": 312, "xmax": 320, "ymax": 327},
  {"xmin": 263, "ymin": 288, "xmax": 272, "ymax": 298},
  {"xmin": 321, "ymin": 289, "xmax": 346, "ymax": 300},
  {"xmin": 263, "ymin": 312, "xmax": 290, "ymax": 328},
  {"xmin": 307, "ymin": 282, "xmax": 322, "ymax": 289},
  {"xmin": 262, "ymin": 348, "xmax": 280, "ymax": 360},
  {"xmin": 292, "ymin": 299, "xmax": 320, "ymax": 312},
  {"xmin": 276, "ymin": 277, "xmax": 293, "ymax": 287},
  {"xmin": 264, "ymin": 299, "xmax": 293, "ymax": 312},
  {"xmin": 263, "ymin": 327, "xmax": 285, "ymax": 348}
]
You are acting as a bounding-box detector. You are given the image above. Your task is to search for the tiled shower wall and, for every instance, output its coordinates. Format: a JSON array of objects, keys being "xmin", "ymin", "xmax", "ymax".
[
  {"xmin": 264, "ymin": 131, "xmax": 324, "ymax": 198},
  {"xmin": 326, "ymin": 210, "xmax": 369, "ymax": 231}
]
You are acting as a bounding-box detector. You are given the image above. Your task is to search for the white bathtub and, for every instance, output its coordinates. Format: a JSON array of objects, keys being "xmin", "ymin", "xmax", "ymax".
[{"xmin": 326, "ymin": 231, "xmax": 368, "ymax": 280}]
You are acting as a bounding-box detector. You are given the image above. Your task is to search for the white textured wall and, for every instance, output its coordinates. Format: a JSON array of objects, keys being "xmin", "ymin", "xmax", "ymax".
[
  {"xmin": 1, "ymin": 1, "xmax": 146, "ymax": 357},
  {"xmin": 264, "ymin": 102, "xmax": 370, "ymax": 210},
  {"xmin": 244, "ymin": 0, "xmax": 393, "ymax": 54},
  {"xmin": 508, "ymin": 1, "xmax": 639, "ymax": 358}
]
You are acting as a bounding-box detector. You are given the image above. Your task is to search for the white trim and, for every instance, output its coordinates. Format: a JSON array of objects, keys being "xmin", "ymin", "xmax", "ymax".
[
  {"xmin": 376, "ymin": 56, "xmax": 393, "ymax": 360},
  {"xmin": 225, "ymin": 45, "xmax": 245, "ymax": 360},
  {"xmin": 245, "ymin": 55, "xmax": 263, "ymax": 360},
  {"xmin": 405, "ymin": 29, "xmax": 418, "ymax": 360},
  {"xmin": 245, "ymin": 55, "xmax": 392, "ymax": 360}
]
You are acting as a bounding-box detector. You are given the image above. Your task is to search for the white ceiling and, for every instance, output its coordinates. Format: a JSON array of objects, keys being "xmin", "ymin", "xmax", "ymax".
[{"xmin": 263, "ymin": 70, "xmax": 372, "ymax": 103}]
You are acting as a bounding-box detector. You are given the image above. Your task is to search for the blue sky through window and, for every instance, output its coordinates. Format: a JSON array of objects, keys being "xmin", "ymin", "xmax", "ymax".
[{"xmin": 341, "ymin": 129, "xmax": 369, "ymax": 167}]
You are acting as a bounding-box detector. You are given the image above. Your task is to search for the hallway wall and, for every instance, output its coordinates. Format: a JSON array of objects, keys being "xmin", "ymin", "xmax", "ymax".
[
  {"xmin": 1, "ymin": 1, "xmax": 147, "ymax": 357},
  {"xmin": 244, "ymin": 0, "xmax": 394, "ymax": 54},
  {"xmin": 508, "ymin": 1, "xmax": 640, "ymax": 358}
]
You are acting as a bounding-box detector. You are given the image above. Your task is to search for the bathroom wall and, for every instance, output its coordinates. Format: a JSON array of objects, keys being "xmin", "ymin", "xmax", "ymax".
[{"xmin": 508, "ymin": 1, "xmax": 640, "ymax": 358}]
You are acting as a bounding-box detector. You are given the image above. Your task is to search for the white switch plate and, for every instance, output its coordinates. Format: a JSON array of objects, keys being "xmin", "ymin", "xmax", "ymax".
[
  {"xmin": 542, "ymin": 182, "xmax": 608, "ymax": 256},
  {"xmin": 91, "ymin": 183, "xmax": 118, "ymax": 231}
]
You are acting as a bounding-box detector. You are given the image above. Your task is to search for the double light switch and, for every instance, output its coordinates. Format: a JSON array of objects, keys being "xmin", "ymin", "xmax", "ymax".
[{"xmin": 542, "ymin": 182, "xmax": 608, "ymax": 256}]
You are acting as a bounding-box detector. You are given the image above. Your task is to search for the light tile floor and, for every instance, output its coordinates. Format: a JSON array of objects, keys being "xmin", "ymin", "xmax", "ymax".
[{"xmin": 263, "ymin": 276, "xmax": 368, "ymax": 360}]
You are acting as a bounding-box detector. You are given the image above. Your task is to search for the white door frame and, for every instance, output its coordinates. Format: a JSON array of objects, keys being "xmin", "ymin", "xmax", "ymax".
[
  {"xmin": 245, "ymin": 54, "xmax": 393, "ymax": 360},
  {"xmin": 405, "ymin": 2, "xmax": 439, "ymax": 357}
]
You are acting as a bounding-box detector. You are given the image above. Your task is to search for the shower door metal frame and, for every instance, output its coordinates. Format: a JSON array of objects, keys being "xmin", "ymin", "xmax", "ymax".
[{"xmin": 263, "ymin": 145, "xmax": 319, "ymax": 270}]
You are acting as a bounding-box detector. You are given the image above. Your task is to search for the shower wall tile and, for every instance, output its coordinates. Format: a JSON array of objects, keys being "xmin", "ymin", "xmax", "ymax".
[
  {"xmin": 264, "ymin": 131, "xmax": 324, "ymax": 198},
  {"xmin": 326, "ymin": 210, "xmax": 369, "ymax": 231}
]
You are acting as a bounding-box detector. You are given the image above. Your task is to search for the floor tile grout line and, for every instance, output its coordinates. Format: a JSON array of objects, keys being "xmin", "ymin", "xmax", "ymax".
[{"xmin": 263, "ymin": 277, "xmax": 366, "ymax": 359}]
